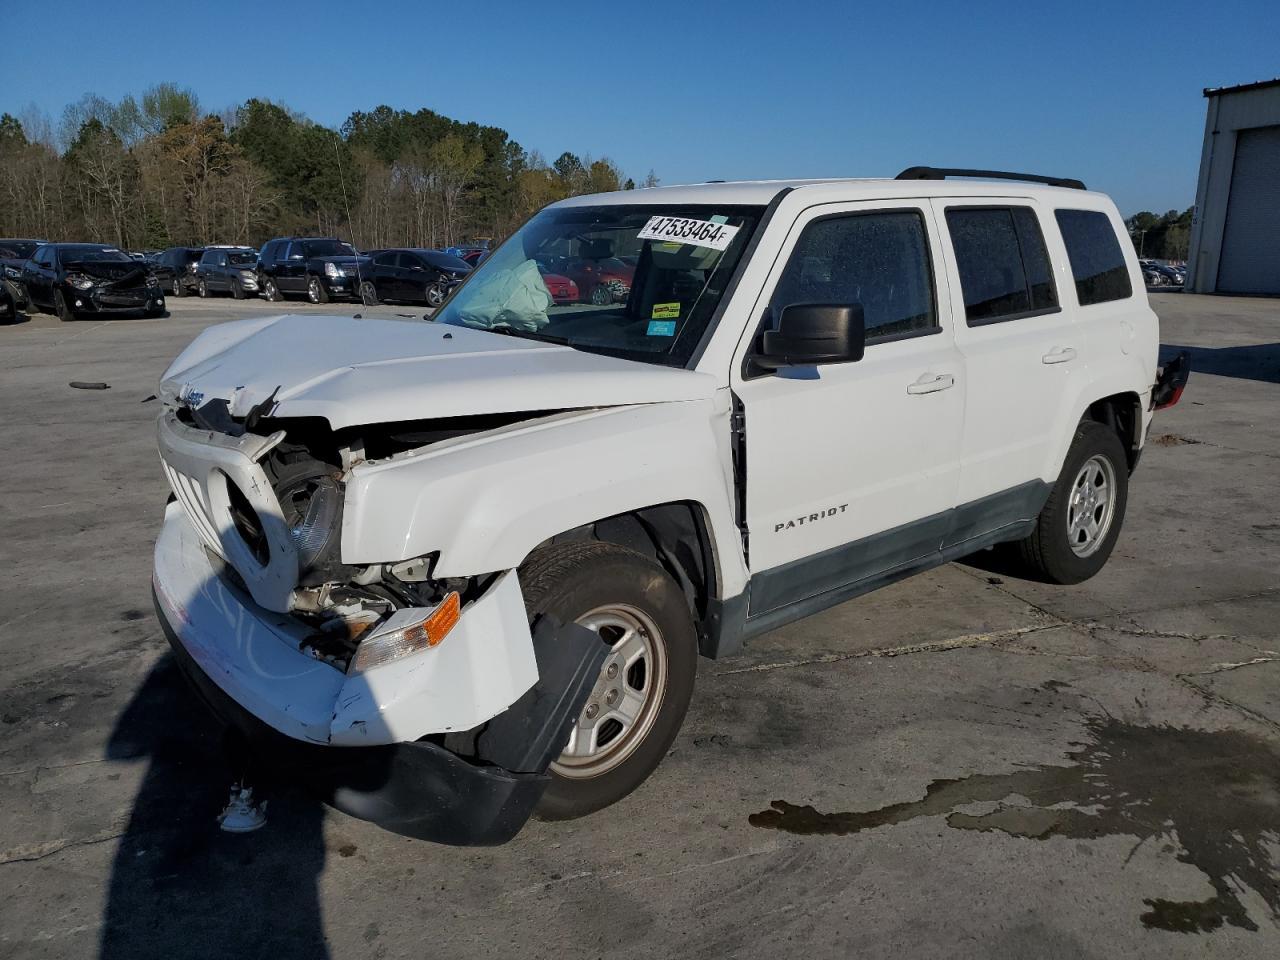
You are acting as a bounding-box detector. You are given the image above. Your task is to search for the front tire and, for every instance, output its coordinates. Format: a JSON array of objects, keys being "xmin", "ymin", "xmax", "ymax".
[
  {"xmin": 198, "ymin": 278, "xmax": 209, "ymax": 298},
  {"xmin": 518, "ymin": 541, "xmax": 697, "ymax": 821},
  {"xmin": 424, "ymin": 280, "xmax": 446, "ymax": 308},
  {"xmin": 54, "ymin": 289, "xmax": 77, "ymax": 322},
  {"xmin": 307, "ymin": 276, "xmax": 329, "ymax": 304},
  {"xmin": 360, "ymin": 280, "xmax": 379, "ymax": 306},
  {"xmin": 231, "ymin": 279, "xmax": 245, "ymax": 299},
  {"xmin": 589, "ymin": 284, "xmax": 613, "ymax": 306},
  {"xmin": 171, "ymin": 277, "xmax": 185, "ymax": 297},
  {"xmin": 1011, "ymin": 420, "xmax": 1129, "ymax": 584},
  {"xmin": 263, "ymin": 277, "xmax": 283, "ymax": 302}
]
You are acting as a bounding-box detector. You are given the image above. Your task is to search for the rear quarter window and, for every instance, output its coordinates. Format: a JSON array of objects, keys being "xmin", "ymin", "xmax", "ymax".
[{"xmin": 1054, "ymin": 210, "xmax": 1133, "ymax": 305}]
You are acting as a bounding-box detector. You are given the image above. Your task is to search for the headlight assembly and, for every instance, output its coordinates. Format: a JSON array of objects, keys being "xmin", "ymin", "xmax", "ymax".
[
  {"xmin": 67, "ymin": 274, "xmax": 95, "ymax": 291},
  {"xmin": 324, "ymin": 262, "xmax": 343, "ymax": 278},
  {"xmin": 3, "ymin": 266, "xmax": 19, "ymax": 280}
]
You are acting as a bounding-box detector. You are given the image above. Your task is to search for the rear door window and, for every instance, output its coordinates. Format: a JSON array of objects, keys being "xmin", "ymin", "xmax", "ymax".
[
  {"xmin": 769, "ymin": 210, "xmax": 939, "ymax": 343},
  {"xmin": 945, "ymin": 206, "xmax": 1059, "ymax": 325},
  {"xmin": 1054, "ymin": 209, "xmax": 1133, "ymax": 305}
]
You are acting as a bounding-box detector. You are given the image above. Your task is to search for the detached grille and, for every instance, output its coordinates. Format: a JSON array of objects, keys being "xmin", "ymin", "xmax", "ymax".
[
  {"xmin": 226, "ymin": 478, "xmax": 270, "ymax": 565},
  {"xmin": 161, "ymin": 461, "xmax": 223, "ymax": 558}
]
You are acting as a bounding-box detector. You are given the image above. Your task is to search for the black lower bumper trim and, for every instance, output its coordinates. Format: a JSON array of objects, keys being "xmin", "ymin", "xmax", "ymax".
[{"xmin": 155, "ymin": 589, "xmax": 549, "ymax": 846}]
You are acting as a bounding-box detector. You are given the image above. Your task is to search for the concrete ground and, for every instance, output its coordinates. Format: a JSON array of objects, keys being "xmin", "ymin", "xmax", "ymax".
[{"xmin": 1, "ymin": 292, "xmax": 1277, "ymax": 959}]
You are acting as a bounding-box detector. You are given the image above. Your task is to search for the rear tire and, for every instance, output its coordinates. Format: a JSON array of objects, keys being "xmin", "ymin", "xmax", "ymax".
[
  {"xmin": 54, "ymin": 289, "xmax": 76, "ymax": 322},
  {"xmin": 1011, "ymin": 420, "xmax": 1129, "ymax": 584},
  {"xmin": 519, "ymin": 541, "xmax": 697, "ymax": 821},
  {"xmin": 171, "ymin": 277, "xmax": 186, "ymax": 297}
]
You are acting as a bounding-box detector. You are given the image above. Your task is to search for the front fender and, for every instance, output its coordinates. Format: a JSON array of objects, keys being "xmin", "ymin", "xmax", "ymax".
[{"xmin": 341, "ymin": 395, "xmax": 747, "ymax": 596}]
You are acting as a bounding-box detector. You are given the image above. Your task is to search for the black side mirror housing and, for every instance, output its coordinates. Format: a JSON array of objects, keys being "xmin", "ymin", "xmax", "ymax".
[{"xmin": 755, "ymin": 303, "xmax": 866, "ymax": 370}]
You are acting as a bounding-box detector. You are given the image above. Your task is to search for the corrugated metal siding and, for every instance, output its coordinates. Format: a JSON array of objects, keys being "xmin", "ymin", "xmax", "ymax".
[{"xmin": 1217, "ymin": 124, "xmax": 1280, "ymax": 295}]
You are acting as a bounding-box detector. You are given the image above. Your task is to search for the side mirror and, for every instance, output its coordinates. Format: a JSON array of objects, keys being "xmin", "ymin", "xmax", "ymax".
[{"xmin": 755, "ymin": 303, "xmax": 865, "ymax": 370}]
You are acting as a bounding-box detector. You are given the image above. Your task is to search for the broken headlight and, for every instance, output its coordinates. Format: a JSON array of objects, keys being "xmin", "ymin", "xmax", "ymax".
[
  {"xmin": 276, "ymin": 471, "xmax": 344, "ymax": 574},
  {"xmin": 67, "ymin": 274, "xmax": 95, "ymax": 290}
]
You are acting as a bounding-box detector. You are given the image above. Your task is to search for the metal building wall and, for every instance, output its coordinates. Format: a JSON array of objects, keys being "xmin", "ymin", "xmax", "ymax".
[{"xmin": 1187, "ymin": 81, "xmax": 1280, "ymax": 294}]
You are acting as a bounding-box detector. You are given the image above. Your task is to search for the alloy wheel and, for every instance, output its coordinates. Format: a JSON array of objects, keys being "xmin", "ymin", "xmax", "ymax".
[{"xmin": 1067, "ymin": 454, "xmax": 1117, "ymax": 557}]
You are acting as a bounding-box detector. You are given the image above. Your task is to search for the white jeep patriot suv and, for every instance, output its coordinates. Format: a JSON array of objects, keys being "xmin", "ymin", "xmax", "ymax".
[{"xmin": 152, "ymin": 167, "xmax": 1190, "ymax": 845}]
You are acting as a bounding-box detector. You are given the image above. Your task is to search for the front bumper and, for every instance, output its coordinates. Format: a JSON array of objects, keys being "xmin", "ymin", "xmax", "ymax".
[
  {"xmin": 68, "ymin": 285, "xmax": 163, "ymax": 313},
  {"xmin": 151, "ymin": 500, "xmax": 581, "ymax": 844},
  {"xmin": 158, "ymin": 599, "xmax": 550, "ymax": 845}
]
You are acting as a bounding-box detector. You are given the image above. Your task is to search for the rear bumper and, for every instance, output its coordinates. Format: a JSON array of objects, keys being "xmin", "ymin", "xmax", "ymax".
[{"xmin": 158, "ymin": 601, "xmax": 550, "ymax": 845}]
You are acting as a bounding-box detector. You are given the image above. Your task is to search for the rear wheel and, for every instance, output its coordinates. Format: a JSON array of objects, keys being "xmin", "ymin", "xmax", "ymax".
[
  {"xmin": 518, "ymin": 541, "xmax": 697, "ymax": 820},
  {"xmin": 171, "ymin": 277, "xmax": 186, "ymax": 297},
  {"xmin": 54, "ymin": 289, "xmax": 76, "ymax": 322},
  {"xmin": 1010, "ymin": 420, "xmax": 1129, "ymax": 584}
]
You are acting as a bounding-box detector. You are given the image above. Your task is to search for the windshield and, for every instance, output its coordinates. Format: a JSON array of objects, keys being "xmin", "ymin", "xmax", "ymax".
[
  {"xmin": 60, "ymin": 245, "xmax": 132, "ymax": 263},
  {"xmin": 303, "ymin": 239, "xmax": 357, "ymax": 258},
  {"xmin": 436, "ymin": 204, "xmax": 764, "ymax": 367},
  {"xmin": 227, "ymin": 251, "xmax": 257, "ymax": 265}
]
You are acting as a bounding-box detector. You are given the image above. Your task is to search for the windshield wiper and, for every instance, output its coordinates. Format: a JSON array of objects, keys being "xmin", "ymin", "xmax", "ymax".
[{"xmin": 484, "ymin": 325, "xmax": 571, "ymax": 346}]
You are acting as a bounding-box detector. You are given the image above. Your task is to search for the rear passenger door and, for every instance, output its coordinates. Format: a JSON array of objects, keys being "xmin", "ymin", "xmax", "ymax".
[
  {"xmin": 934, "ymin": 199, "xmax": 1079, "ymax": 545},
  {"xmin": 734, "ymin": 201, "xmax": 964, "ymax": 618}
]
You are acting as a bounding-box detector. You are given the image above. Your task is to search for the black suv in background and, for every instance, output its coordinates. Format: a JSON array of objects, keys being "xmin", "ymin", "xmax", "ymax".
[
  {"xmin": 194, "ymin": 246, "xmax": 260, "ymax": 298},
  {"xmin": 360, "ymin": 248, "xmax": 472, "ymax": 306},
  {"xmin": 22, "ymin": 243, "xmax": 164, "ymax": 320},
  {"xmin": 154, "ymin": 247, "xmax": 205, "ymax": 297},
  {"xmin": 256, "ymin": 237, "xmax": 368, "ymax": 303},
  {"xmin": 0, "ymin": 238, "xmax": 43, "ymax": 312}
]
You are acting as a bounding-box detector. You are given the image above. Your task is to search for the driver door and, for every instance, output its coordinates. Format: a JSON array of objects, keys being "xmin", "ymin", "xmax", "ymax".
[{"xmin": 732, "ymin": 201, "xmax": 965, "ymax": 618}]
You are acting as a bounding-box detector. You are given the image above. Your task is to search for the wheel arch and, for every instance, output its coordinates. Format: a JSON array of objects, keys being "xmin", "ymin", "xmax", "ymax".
[{"xmin": 1085, "ymin": 391, "xmax": 1144, "ymax": 471}]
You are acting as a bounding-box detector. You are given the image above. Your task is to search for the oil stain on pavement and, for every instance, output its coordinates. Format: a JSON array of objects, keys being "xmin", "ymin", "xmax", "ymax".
[{"xmin": 750, "ymin": 718, "xmax": 1280, "ymax": 934}]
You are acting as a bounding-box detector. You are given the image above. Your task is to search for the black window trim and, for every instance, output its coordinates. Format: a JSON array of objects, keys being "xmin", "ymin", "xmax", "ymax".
[
  {"xmin": 944, "ymin": 203, "xmax": 1063, "ymax": 328},
  {"xmin": 743, "ymin": 205, "xmax": 943, "ymax": 380},
  {"xmin": 1052, "ymin": 207, "xmax": 1134, "ymax": 307}
]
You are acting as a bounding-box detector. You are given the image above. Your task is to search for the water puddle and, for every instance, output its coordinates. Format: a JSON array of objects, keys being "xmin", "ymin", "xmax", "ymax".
[{"xmin": 750, "ymin": 719, "xmax": 1280, "ymax": 933}]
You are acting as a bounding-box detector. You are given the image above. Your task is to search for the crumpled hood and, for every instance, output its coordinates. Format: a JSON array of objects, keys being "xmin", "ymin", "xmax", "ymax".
[
  {"xmin": 160, "ymin": 314, "xmax": 719, "ymax": 429},
  {"xmin": 65, "ymin": 260, "xmax": 147, "ymax": 284}
]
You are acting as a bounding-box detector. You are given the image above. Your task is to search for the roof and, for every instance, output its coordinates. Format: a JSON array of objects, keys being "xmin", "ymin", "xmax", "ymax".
[
  {"xmin": 1203, "ymin": 78, "xmax": 1280, "ymax": 97},
  {"xmin": 552, "ymin": 176, "xmax": 1101, "ymax": 209}
]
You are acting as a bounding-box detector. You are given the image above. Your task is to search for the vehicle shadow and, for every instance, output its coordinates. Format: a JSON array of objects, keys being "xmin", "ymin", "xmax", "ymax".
[
  {"xmin": 1162, "ymin": 342, "xmax": 1280, "ymax": 385},
  {"xmin": 100, "ymin": 655, "xmax": 330, "ymax": 960}
]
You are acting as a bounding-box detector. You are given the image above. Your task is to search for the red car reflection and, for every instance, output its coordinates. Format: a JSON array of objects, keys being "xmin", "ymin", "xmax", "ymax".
[
  {"xmin": 538, "ymin": 267, "xmax": 580, "ymax": 305},
  {"xmin": 562, "ymin": 257, "xmax": 635, "ymax": 305}
]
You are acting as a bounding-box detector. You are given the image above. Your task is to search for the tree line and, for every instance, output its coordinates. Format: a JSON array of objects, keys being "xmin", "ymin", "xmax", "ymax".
[
  {"xmin": 1124, "ymin": 208, "xmax": 1192, "ymax": 261},
  {"xmin": 0, "ymin": 84, "xmax": 658, "ymax": 251}
]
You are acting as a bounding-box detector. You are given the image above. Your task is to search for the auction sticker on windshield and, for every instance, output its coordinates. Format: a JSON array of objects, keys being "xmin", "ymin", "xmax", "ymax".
[{"xmin": 638, "ymin": 216, "xmax": 741, "ymax": 251}]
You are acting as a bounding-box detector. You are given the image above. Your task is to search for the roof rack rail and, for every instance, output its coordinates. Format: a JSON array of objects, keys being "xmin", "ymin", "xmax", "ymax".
[{"xmin": 895, "ymin": 166, "xmax": 1086, "ymax": 191}]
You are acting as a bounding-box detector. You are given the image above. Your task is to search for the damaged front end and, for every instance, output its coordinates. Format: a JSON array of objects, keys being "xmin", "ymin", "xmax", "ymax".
[{"xmin": 152, "ymin": 402, "xmax": 604, "ymax": 845}]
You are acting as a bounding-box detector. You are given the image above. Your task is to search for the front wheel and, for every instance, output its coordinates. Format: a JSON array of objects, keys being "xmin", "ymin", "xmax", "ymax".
[
  {"xmin": 1010, "ymin": 420, "xmax": 1129, "ymax": 584},
  {"xmin": 197, "ymin": 278, "xmax": 209, "ymax": 298},
  {"xmin": 518, "ymin": 541, "xmax": 697, "ymax": 820},
  {"xmin": 307, "ymin": 276, "xmax": 329, "ymax": 304},
  {"xmin": 360, "ymin": 280, "xmax": 379, "ymax": 305},
  {"xmin": 171, "ymin": 277, "xmax": 186, "ymax": 297},
  {"xmin": 263, "ymin": 277, "xmax": 283, "ymax": 302},
  {"xmin": 54, "ymin": 289, "xmax": 77, "ymax": 322},
  {"xmin": 589, "ymin": 284, "xmax": 613, "ymax": 306},
  {"xmin": 231, "ymin": 279, "xmax": 245, "ymax": 299},
  {"xmin": 424, "ymin": 280, "xmax": 446, "ymax": 308}
]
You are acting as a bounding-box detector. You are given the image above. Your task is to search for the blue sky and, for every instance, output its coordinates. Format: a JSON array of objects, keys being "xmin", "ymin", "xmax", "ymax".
[{"xmin": 5, "ymin": 0, "xmax": 1276, "ymax": 216}]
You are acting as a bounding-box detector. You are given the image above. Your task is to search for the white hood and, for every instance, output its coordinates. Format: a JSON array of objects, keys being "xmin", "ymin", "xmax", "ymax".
[{"xmin": 160, "ymin": 314, "xmax": 719, "ymax": 428}]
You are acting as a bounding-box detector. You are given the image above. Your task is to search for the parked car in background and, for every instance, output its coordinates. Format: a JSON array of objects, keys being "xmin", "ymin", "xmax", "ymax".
[
  {"xmin": 22, "ymin": 243, "xmax": 164, "ymax": 320},
  {"xmin": 154, "ymin": 247, "xmax": 205, "ymax": 297},
  {"xmin": 0, "ymin": 238, "xmax": 43, "ymax": 311},
  {"xmin": 0, "ymin": 276, "xmax": 14, "ymax": 322},
  {"xmin": 195, "ymin": 246, "xmax": 260, "ymax": 299},
  {"xmin": 257, "ymin": 237, "xmax": 368, "ymax": 303},
  {"xmin": 536, "ymin": 262, "xmax": 580, "ymax": 304},
  {"xmin": 559, "ymin": 249, "xmax": 636, "ymax": 304},
  {"xmin": 359, "ymin": 248, "xmax": 471, "ymax": 306}
]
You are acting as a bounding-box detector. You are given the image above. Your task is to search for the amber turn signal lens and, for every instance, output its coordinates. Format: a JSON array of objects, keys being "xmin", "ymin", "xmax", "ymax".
[{"xmin": 423, "ymin": 591, "xmax": 460, "ymax": 647}]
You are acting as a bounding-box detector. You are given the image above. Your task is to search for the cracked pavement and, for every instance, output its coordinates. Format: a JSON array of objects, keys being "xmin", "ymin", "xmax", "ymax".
[{"xmin": 1, "ymin": 293, "xmax": 1278, "ymax": 958}]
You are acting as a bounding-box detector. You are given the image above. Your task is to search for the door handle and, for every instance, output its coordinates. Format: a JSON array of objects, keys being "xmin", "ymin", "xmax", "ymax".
[
  {"xmin": 906, "ymin": 373, "xmax": 955, "ymax": 395},
  {"xmin": 1042, "ymin": 346, "xmax": 1077, "ymax": 365}
]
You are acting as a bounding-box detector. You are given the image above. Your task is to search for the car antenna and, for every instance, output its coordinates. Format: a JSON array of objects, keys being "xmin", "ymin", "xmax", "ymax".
[{"xmin": 331, "ymin": 132, "xmax": 366, "ymax": 310}]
